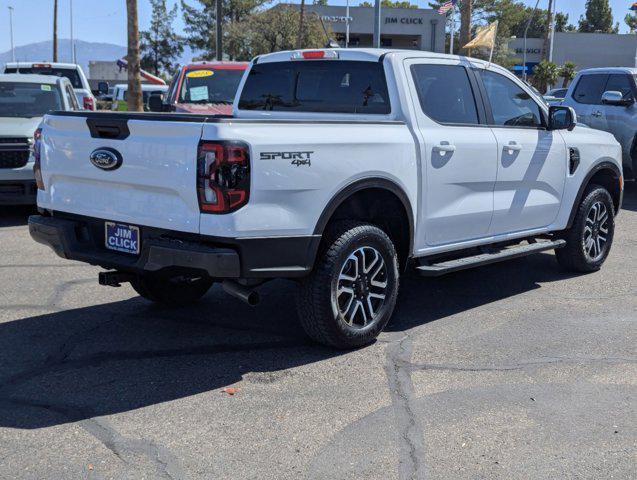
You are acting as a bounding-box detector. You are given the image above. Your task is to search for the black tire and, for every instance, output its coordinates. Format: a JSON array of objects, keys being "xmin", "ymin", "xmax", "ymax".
[
  {"xmin": 131, "ymin": 274, "xmax": 214, "ymax": 306},
  {"xmin": 297, "ymin": 221, "xmax": 400, "ymax": 349},
  {"xmin": 555, "ymin": 184, "xmax": 615, "ymax": 273}
]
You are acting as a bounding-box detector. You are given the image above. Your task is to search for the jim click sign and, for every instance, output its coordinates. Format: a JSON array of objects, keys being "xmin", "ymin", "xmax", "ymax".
[{"xmin": 385, "ymin": 17, "xmax": 423, "ymax": 24}]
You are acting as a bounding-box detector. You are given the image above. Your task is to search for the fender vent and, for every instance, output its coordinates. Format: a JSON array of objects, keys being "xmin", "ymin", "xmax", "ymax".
[{"xmin": 569, "ymin": 147, "xmax": 580, "ymax": 175}]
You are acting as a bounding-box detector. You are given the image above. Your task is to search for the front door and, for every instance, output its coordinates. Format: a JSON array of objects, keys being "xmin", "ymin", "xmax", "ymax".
[
  {"xmin": 478, "ymin": 69, "xmax": 567, "ymax": 235},
  {"xmin": 405, "ymin": 59, "xmax": 498, "ymax": 250}
]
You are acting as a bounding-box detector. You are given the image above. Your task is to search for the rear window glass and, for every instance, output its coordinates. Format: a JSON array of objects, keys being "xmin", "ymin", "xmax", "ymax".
[
  {"xmin": 6, "ymin": 67, "xmax": 82, "ymax": 89},
  {"xmin": 178, "ymin": 69, "xmax": 244, "ymax": 104},
  {"xmin": 572, "ymin": 74, "xmax": 608, "ymax": 105},
  {"xmin": 238, "ymin": 60, "xmax": 391, "ymax": 114}
]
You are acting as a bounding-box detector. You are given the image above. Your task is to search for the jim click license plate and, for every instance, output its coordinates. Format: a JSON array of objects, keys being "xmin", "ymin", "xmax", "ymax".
[{"xmin": 105, "ymin": 222, "xmax": 140, "ymax": 255}]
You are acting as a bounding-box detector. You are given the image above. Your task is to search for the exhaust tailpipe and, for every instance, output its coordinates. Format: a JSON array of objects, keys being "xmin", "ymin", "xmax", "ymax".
[{"xmin": 222, "ymin": 280, "xmax": 260, "ymax": 306}]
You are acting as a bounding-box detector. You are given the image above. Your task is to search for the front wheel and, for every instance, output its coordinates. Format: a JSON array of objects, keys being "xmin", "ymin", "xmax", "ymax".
[
  {"xmin": 555, "ymin": 184, "xmax": 615, "ymax": 272},
  {"xmin": 297, "ymin": 222, "xmax": 400, "ymax": 349},
  {"xmin": 131, "ymin": 274, "xmax": 214, "ymax": 306}
]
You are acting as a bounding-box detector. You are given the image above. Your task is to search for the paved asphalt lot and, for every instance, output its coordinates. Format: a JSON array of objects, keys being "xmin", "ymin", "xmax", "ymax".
[{"xmin": 0, "ymin": 185, "xmax": 635, "ymax": 480}]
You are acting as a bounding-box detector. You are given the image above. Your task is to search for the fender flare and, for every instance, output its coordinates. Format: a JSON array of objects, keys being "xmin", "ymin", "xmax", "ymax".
[
  {"xmin": 313, "ymin": 177, "xmax": 415, "ymax": 256},
  {"xmin": 566, "ymin": 161, "xmax": 622, "ymax": 229}
]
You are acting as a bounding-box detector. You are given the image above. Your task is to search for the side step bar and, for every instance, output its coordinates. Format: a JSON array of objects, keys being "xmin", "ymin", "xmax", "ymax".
[{"xmin": 415, "ymin": 239, "xmax": 566, "ymax": 277}]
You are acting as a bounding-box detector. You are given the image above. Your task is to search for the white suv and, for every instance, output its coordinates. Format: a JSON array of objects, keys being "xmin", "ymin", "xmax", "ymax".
[{"xmin": 3, "ymin": 62, "xmax": 96, "ymax": 111}]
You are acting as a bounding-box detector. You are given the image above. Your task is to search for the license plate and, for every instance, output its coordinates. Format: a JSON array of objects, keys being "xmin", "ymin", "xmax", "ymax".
[{"xmin": 105, "ymin": 222, "xmax": 140, "ymax": 255}]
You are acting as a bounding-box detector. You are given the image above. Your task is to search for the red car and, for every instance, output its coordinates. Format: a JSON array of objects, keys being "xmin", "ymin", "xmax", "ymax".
[{"xmin": 150, "ymin": 61, "xmax": 248, "ymax": 115}]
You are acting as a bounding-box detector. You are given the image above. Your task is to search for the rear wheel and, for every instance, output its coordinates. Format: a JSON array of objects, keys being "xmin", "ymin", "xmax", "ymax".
[
  {"xmin": 556, "ymin": 184, "xmax": 615, "ymax": 272},
  {"xmin": 297, "ymin": 222, "xmax": 399, "ymax": 349},
  {"xmin": 131, "ymin": 274, "xmax": 213, "ymax": 306}
]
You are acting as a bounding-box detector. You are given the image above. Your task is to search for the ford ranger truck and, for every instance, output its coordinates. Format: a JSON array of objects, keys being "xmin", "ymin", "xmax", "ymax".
[{"xmin": 28, "ymin": 49, "xmax": 624, "ymax": 349}]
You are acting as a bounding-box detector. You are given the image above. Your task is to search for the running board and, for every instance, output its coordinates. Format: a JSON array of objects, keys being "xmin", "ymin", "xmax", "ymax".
[{"xmin": 415, "ymin": 240, "xmax": 566, "ymax": 277}]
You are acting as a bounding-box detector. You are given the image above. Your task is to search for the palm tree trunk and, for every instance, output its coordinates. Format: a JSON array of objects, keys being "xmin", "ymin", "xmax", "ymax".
[
  {"xmin": 53, "ymin": 0, "xmax": 58, "ymax": 62},
  {"xmin": 126, "ymin": 0, "xmax": 143, "ymax": 112}
]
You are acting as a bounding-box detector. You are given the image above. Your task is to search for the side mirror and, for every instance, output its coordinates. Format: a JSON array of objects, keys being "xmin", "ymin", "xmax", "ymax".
[
  {"xmin": 548, "ymin": 105, "xmax": 577, "ymax": 131},
  {"xmin": 97, "ymin": 81, "xmax": 109, "ymax": 95},
  {"xmin": 148, "ymin": 93, "xmax": 164, "ymax": 112},
  {"xmin": 601, "ymin": 90, "xmax": 633, "ymax": 106}
]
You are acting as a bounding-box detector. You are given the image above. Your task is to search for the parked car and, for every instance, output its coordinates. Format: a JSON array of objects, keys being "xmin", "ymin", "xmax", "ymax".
[
  {"xmin": 111, "ymin": 83, "xmax": 169, "ymax": 111},
  {"xmin": 0, "ymin": 73, "xmax": 80, "ymax": 205},
  {"xmin": 149, "ymin": 61, "xmax": 248, "ymax": 115},
  {"xmin": 561, "ymin": 67, "xmax": 636, "ymax": 179},
  {"xmin": 543, "ymin": 87, "xmax": 568, "ymax": 105},
  {"xmin": 3, "ymin": 62, "xmax": 96, "ymax": 111},
  {"xmin": 29, "ymin": 49, "xmax": 623, "ymax": 348}
]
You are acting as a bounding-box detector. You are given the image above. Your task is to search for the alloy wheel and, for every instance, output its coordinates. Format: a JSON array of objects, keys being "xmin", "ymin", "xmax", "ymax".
[
  {"xmin": 334, "ymin": 246, "xmax": 388, "ymax": 328},
  {"xmin": 582, "ymin": 200, "xmax": 610, "ymax": 262}
]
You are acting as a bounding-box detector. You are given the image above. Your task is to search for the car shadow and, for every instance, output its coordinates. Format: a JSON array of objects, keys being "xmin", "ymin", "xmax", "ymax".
[
  {"xmin": 0, "ymin": 251, "xmax": 578, "ymax": 430},
  {"xmin": 0, "ymin": 206, "xmax": 36, "ymax": 227},
  {"xmin": 620, "ymin": 179, "xmax": 637, "ymax": 212}
]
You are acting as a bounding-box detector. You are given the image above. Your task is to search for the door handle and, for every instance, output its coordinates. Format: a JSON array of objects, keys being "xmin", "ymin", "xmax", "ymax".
[
  {"xmin": 433, "ymin": 143, "xmax": 456, "ymax": 154},
  {"xmin": 505, "ymin": 142, "xmax": 522, "ymax": 153},
  {"xmin": 591, "ymin": 110, "xmax": 602, "ymax": 117}
]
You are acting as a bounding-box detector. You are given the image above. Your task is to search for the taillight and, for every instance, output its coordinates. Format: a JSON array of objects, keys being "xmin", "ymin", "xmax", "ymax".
[
  {"xmin": 197, "ymin": 141, "xmax": 250, "ymax": 213},
  {"xmin": 291, "ymin": 50, "xmax": 339, "ymax": 60},
  {"xmin": 83, "ymin": 96, "xmax": 95, "ymax": 110},
  {"xmin": 32, "ymin": 127, "xmax": 44, "ymax": 190}
]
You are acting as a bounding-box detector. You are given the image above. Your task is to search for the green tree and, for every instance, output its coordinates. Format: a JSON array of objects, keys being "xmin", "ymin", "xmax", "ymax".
[
  {"xmin": 312, "ymin": 0, "xmax": 328, "ymax": 4},
  {"xmin": 555, "ymin": 12, "xmax": 576, "ymax": 32},
  {"xmin": 625, "ymin": 13, "xmax": 637, "ymax": 33},
  {"xmin": 532, "ymin": 60, "xmax": 558, "ymax": 93},
  {"xmin": 140, "ymin": 0, "xmax": 183, "ymax": 76},
  {"xmin": 558, "ymin": 61, "xmax": 577, "ymax": 88},
  {"xmin": 578, "ymin": 0, "xmax": 617, "ymax": 33},
  {"xmin": 226, "ymin": 6, "xmax": 328, "ymax": 60},
  {"xmin": 181, "ymin": 0, "xmax": 270, "ymax": 59},
  {"xmin": 360, "ymin": 0, "xmax": 418, "ymax": 7}
]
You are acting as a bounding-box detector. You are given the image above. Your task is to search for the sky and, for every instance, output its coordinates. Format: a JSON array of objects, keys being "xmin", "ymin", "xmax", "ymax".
[{"xmin": 0, "ymin": 0, "xmax": 635, "ymax": 53}]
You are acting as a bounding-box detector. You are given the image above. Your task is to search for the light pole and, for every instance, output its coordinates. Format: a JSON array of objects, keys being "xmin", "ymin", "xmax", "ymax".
[
  {"xmin": 345, "ymin": 0, "xmax": 350, "ymax": 48},
  {"xmin": 70, "ymin": 0, "xmax": 75, "ymax": 63},
  {"xmin": 522, "ymin": 0, "xmax": 540, "ymax": 83},
  {"xmin": 8, "ymin": 6, "xmax": 15, "ymax": 62},
  {"xmin": 373, "ymin": 0, "xmax": 381, "ymax": 48}
]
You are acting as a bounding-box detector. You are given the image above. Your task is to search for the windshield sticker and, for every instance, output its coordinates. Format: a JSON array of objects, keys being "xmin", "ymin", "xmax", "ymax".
[
  {"xmin": 186, "ymin": 70, "xmax": 214, "ymax": 78},
  {"xmin": 189, "ymin": 85, "xmax": 209, "ymax": 102},
  {"xmin": 40, "ymin": 85, "xmax": 52, "ymax": 91}
]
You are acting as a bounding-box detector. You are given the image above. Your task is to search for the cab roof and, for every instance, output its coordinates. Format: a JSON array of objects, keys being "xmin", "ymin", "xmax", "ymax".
[
  {"xmin": 4, "ymin": 61, "xmax": 82, "ymax": 70},
  {"xmin": 0, "ymin": 73, "xmax": 65, "ymax": 84},
  {"xmin": 577, "ymin": 66, "xmax": 637, "ymax": 75},
  {"xmin": 254, "ymin": 48, "xmax": 492, "ymax": 68},
  {"xmin": 183, "ymin": 61, "xmax": 248, "ymax": 70}
]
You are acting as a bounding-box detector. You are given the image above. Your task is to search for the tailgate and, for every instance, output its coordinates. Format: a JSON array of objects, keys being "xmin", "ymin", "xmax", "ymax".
[{"xmin": 38, "ymin": 114, "xmax": 204, "ymax": 233}]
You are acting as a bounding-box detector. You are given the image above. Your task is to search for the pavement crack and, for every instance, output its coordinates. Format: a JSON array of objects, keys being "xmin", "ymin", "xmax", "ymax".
[
  {"xmin": 402, "ymin": 355, "xmax": 637, "ymax": 373},
  {"xmin": 0, "ymin": 398, "xmax": 185, "ymax": 479},
  {"xmin": 384, "ymin": 333, "xmax": 426, "ymax": 480}
]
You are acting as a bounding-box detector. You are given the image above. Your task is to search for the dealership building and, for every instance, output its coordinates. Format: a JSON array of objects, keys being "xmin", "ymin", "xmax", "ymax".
[
  {"xmin": 508, "ymin": 32, "xmax": 637, "ymax": 74},
  {"xmin": 285, "ymin": 4, "xmax": 446, "ymax": 52}
]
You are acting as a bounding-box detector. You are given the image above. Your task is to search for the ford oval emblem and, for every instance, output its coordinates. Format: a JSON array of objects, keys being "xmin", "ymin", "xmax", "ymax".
[{"xmin": 90, "ymin": 147, "xmax": 122, "ymax": 171}]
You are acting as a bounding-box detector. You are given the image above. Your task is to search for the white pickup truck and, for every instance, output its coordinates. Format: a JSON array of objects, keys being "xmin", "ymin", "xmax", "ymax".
[{"xmin": 29, "ymin": 49, "xmax": 624, "ymax": 348}]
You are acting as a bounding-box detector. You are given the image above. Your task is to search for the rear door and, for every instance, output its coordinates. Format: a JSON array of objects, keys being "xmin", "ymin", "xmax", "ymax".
[
  {"xmin": 39, "ymin": 114, "xmax": 204, "ymax": 232},
  {"xmin": 404, "ymin": 58, "xmax": 498, "ymax": 248},
  {"xmin": 478, "ymin": 69, "xmax": 567, "ymax": 235},
  {"xmin": 567, "ymin": 73, "xmax": 608, "ymax": 126}
]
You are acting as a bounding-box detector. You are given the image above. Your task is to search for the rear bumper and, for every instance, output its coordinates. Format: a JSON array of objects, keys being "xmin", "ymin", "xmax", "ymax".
[
  {"xmin": 0, "ymin": 180, "xmax": 37, "ymax": 205},
  {"xmin": 28, "ymin": 213, "xmax": 320, "ymax": 279}
]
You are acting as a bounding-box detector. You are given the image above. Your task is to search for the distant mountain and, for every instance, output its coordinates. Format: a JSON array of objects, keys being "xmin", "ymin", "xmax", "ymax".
[{"xmin": 0, "ymin": 39, "xmax": 199, "ymax": 76}]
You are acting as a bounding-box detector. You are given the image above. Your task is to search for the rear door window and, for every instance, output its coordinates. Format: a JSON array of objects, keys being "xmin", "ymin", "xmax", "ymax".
[
  {"xmin": 238, "ymin": 60, "xmax": 391, "ymax": 114},
  {"xmin": 411, "ymin": 64, "xmax": 479, "ymax": 125},
  {"xmin": 572, "ymin": 74, "xmax": 608, "ymax": 105}
]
